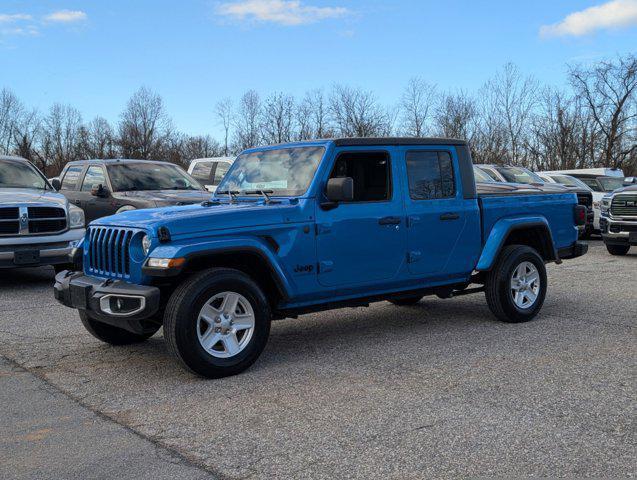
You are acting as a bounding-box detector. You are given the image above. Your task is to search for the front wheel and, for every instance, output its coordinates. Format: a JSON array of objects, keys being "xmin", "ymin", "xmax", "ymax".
[
  {"xmin": 606, "ymin": 244, "xmax": 630, "ymax": 256},
  {"xmin": 485, "ymin": 245, "xmax": 547, "ymax": 323},
  {"xmin": 163, "ymin": 268, "xmax": 271, "ymax": 379}
]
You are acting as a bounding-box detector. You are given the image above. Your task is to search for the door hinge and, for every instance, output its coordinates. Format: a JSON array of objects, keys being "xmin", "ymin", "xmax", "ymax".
[
  {"xmin": 407, "ymin": 251, "xmax": 421, "ymax": 263},
  {"xmin": 318, "ymin": 260, "xmax": 334, "ymax": 273}
]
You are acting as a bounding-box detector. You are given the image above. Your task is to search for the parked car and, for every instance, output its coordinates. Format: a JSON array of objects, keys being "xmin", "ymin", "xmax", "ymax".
[
  {"xmin": 600, "ymin": 184, "xmax": 637, "ymax": 255},
  {"xmin": 187, "ymin": 157, "xmax": 234, "ymax": 192},
  {"xmin": 54, "ymin": 138, "xmax": 587, "ymax": 379},
  {"xmin": 53, "ymin": 159, "xmax": 210, "ymax": 224},
  {"xmin": 473, "ymin": 165, "xmax": 496, "ymax": 183},
  {"xmin": 537, "ymin": 173, "xmax": 595, "ymax": 238},
  {"xmin": 543, "ymin": 168, "xmax": 626, "ymax": 233},
  {"xmin": 475, "ymin": 165, "xmax": 567, "ymax": 191},
  {"xmin": 0, "ymin": 155, "xmax": 85, "ymax": 271}
]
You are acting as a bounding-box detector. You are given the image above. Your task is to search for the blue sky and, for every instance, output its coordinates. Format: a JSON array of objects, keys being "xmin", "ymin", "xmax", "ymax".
[{"xmin": 1, "ymin": 0, "xmax": 636, "ymax": 137}]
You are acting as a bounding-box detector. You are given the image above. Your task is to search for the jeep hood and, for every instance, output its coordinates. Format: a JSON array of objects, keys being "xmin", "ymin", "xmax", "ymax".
[
  {"xmin": 90, "ymin": 199, "xmax": 311, "ymax": 237},
  {"xmin": 0, "ymin": 188, "xmax": 69, "ymax": 208}
]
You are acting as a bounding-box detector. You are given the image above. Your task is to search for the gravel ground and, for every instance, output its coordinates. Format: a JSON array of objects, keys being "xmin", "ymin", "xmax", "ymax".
[{"xmin": 0, "ymin": 239, "xmax": 635, "ymax": 479}]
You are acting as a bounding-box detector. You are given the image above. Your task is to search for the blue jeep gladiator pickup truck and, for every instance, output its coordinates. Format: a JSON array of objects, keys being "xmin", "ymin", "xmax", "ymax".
[{"xmin": 54, "ymin": 138, "xmax": 588, "ymax": 378}]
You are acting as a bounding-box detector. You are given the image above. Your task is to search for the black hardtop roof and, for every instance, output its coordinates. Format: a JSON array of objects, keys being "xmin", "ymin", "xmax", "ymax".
[{"xmin": 330, "ymin": 137, "xmax": 467, "ymax": 147}]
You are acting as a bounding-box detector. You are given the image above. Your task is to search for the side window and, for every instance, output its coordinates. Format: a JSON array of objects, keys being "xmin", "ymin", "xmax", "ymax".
[
  {"xmin": 61, "ymin": 166, "xmax": 83, "ymax": 190},
  {"xmin": 329, "ymin": 152, "xmax": 390, "ymax": 202},
  {"xmin": 406, "ymin": 151, "xmax": 456, "ymax": 200},
  {"xmin": 213, "ymin": 162, "xmax": 231, "ymax": 186},
  {"xmin": 190, "ymin": 162, "xmax": 214, "ymax": 183},
  {"xmin": 81, "ymin": 166, "xmax": 106, "ymax": 191},
  {"xmin": 481, "ymin": 168, "xmax": 500, "ymax": 182}
]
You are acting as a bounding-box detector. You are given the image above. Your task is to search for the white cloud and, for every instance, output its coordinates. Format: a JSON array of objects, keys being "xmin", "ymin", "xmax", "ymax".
[
  {"xmin": 215, "ymin": 0, "xmax": 348, "ymax": 26},
  {"xmin": 0, "ymin": 13, "xmax": 33, "ymax": 23},
  {"xmin": 44, "ymin": 10, "xmax": 87, "ymax": 23},
  {"xmin": 540, "ymin": 0, "xmax": 637, "ymax": 37}
]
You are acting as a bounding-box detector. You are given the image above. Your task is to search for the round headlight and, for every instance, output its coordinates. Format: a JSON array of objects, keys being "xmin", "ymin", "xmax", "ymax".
[
  {"xmin": 68, "ymin": 205, "xmax": 85, "ymax": 229},
  {"xmin": 142, "ymin": 234, "xmax": 152, "ymax": 256}
]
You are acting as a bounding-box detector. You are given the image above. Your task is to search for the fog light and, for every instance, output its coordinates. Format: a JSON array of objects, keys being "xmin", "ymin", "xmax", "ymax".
[{"xmin": 99, "ymin": 294, "xmax": 146, "ymax": 316}]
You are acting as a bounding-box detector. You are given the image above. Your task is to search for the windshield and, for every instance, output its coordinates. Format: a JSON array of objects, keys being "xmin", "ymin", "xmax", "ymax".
[
  {"xmin": 473, "ymin": 166, "xmax": 494, "ymax": 183},
  {"xmin": 107, "ymin": 163, "xmax": 202, "ymax": 192},
  {"xmin": 598, "ymin": 176, "xmax": 625, "ymax": 192},
  {"xmin": 497, "ymin": 167, "xmax": 543, "ymax": 184},
  {"xmin": 550, "ymin": 175, "xmax": 591, "ymax": 190},
  {"xmin": 0, "ymin": 160, "xmax": 49, "ymax": 190},
  {"xmin": 216, "ymin": 146, "xmax": 325, "ymax": 197}
]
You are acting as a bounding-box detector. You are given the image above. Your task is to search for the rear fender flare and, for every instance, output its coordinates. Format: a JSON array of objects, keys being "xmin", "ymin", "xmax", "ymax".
[{"xmin": 476, "ymin": 216, "xmax": 557, "ymax": 271}]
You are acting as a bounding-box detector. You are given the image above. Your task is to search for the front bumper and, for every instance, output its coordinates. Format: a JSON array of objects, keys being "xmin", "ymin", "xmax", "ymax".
[
  {"xmin": 600, "ymin": 217, "xmax": 637, "ymax": 246},
  {"xmin": 0, "ymin": 229, "xmax": 85, "ymax": 269},
  {"xmin": 558, "ymin": 241, "xmax": 589, "ymax": 260},
  {"xmin": 53, "ymin": 271, "xmax": 161, "ymax": 334}
]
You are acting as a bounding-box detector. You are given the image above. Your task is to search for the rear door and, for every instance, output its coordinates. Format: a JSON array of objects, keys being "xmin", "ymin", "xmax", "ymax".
[
  {"xmin": 401, "ymin": 148, "xmax": 480, "ymax": 278},
  {"xmin": 315, "ymin": 148, "xmax": 406, "ymax": 287}
]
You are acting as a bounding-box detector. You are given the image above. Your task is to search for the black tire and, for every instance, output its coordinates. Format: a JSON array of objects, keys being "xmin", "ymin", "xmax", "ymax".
[
  {"xmin": 606, "ymin": 244, "xmax": 630, "ymax": 256},
  {"xmin": 163, "ymin": 268, "xmax": 271, "ymax": 379},
  {"xmin": 485, "ymin": 245, "xmax": 547, "ymax": 323},
  {"xmin": 388, "ymin": 295, "xmax": 423, "ymax": 306},
  {"xmin": 578, "ymin": 229, "xmax": 591, "ymax": 240},
  {"xmin": 79, "ymin": 310, "xmax": 159, "ymax": 345}
]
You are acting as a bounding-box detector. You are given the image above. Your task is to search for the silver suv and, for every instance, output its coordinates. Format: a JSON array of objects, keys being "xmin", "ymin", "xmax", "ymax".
[{"xmin": 0, "ymin": 156, "xmax": 85, "ymax": 271}]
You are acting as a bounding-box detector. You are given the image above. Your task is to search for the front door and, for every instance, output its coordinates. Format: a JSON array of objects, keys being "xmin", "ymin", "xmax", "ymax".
[
  {"xmin": 315, "ymin": 149, "xmax": 406, "ymax": 287},
  {"xmin": 402, "ymin": 148, "xmax": 479, "ymax": 277},
  {"xmin": 78, "ymin": 165, "xmax": 113, "ymax": 223}
]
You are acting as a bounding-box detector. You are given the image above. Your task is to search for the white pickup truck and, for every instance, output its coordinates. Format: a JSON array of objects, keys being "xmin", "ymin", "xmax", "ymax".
[{"xmin": 0, "ymin": 155, "xmax": 85, "ymax": 271}]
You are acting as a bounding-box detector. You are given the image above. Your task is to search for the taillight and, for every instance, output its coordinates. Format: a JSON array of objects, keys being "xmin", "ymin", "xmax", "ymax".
[{"xmin": 574, "ymin": 205, "xmax": 587, "ymax": 226}]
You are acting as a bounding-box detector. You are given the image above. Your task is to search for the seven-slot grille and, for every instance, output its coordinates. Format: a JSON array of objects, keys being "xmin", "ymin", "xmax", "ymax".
[
  {"xmin": 0, "ymin": 206, "xmax": 67, "ymax": 236},
  {"xmin": 87, "ymin": 227, "xmax": 134, "ymax": 278},
  {"xmin": 610, "ymin": 194, "xmax": 637, "ymax": 217}
]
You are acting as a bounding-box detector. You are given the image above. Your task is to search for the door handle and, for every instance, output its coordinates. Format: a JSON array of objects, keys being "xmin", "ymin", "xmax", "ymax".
[
  {"xmin": 379, "ymin": 216, "xmax": 401, "ymax": 225},
  {"xmin": 440, "ymin": 213, "xmax": 460, "ymax": 221}
]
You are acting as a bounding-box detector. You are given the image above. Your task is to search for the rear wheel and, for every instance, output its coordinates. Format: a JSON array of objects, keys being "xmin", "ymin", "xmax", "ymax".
[
  {"xmin": 606, "ymin": 244, "xmax": 630, "ymax": 256},
  {"xmin": 163, "ymin": 268, "xmax": 271, "ymax": 379},
  {"xmin": 485, "ymin": 245, "xmax": 547, "ymax": 323},
  {"xmin": 79, "ymin": 311, "xmax": 159, "ymax": 345},
  {"xmin": 388, "ymin": 295, "xmax": 423, "ymax": 306}
]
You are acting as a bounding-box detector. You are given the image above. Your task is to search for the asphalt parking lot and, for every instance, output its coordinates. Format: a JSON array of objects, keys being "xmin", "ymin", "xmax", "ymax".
[{"xmin": 0, "ymin": 239, "xmax": 635, "ymax": 479}]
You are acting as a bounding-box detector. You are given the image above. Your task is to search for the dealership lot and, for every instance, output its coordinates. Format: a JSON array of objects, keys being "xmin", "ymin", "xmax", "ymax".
[{"xmin": 0, "ymin": 240, "xmax": 634, "ymax": 479}]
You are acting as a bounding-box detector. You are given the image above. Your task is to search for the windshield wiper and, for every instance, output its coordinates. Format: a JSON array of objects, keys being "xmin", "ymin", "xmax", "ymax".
[
  {"xmin": 216, "ymin": 190, "xmax": 240, "ymax": 204},
  {"xmin": 242, "ymin": 189, "xmax": 274, "ymax": 204}
]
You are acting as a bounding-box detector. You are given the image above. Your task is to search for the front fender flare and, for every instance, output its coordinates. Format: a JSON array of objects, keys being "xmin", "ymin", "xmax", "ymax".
[
  {"xmin": 476, "ymin": 216, "xmax": 557, "ymax": 271},
  {"xmin": 147, "ymin": 237, "xmax": 293, "ymax": 300}
]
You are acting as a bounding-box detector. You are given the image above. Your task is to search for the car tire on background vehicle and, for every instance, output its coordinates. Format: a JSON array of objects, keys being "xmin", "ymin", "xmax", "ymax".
[
  {"xmin": 163, "ymin": 267, "xmax": 271, "ymax": 379},
  {"xmin": 79, "ymin": 311, "xmax": 160, "ymax": 345},
  {"xmin": 485, "ymin": 245, "xmax": 547, "ymax": 323},
  {"xmin": 388, "ymin": 295, "xmax": 423, "ymax": 306},
  {"xmin": 606, "ymin": 244, "xmax": 630, "ymax": 256}
]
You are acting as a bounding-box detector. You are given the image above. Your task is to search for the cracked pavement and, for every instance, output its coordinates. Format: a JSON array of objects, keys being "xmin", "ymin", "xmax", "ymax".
[{"xmin": 0, "ymin": 240, "xmax": 635, "ymax": 478}]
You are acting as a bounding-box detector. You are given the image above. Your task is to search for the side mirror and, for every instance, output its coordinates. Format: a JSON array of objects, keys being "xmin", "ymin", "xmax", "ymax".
[
  {"xmin": 51, "ymin": 178, "xmax": 61, "ymax": 191},
  {"xmin": 91, "ymin": 184, "xmax": 109, "ymax": 198},
  {"xmin": 323, "ymin": 177, "xmax": 354, "ymax": 209}
]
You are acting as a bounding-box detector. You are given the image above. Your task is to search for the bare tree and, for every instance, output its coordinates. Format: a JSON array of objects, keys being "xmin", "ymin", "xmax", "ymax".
[
  {"xmin": 0, "ymin": 88, "xmax": 23, "ymax": 155},
  {"xmin": 41, "ymin": 103, "xmax": 83, "ymax": 173},
  {"xmin": 433, "ymin": 90, "xmax": 477, "ymax": 141},
  {"xmin": 233, "ymin": 90, "xmax": 261, "ymax": 150},
  {"xmin": 13, "ymin": 108, "xmax": 42, "ymax": 169},
  {"xmin": 215, "ymin": 97, "xmax": 233, "ymax": 156},
  {"xmin": 481, "ymin": 63, "xmax": 538, "ymax": 165},
  {"xmin": 401, "ymin": 77, "xmax": 437, "ymax": 137},
  {"xmin": 569, "ymin": 54, "xmax": 637, "ymax": 169},
  {"xmin": 329, "ymin": 85, "xmax": 392, "ymax": 137},
  {"xmin": 261, "ymin": 92, "xmax": 295, "ymax": 144},
  {"xmin": 118, "ymin": 86, "xmax": 172, "ymax": 159},
  {"xmin": 79, "ymin": 116, "xmax": 117, "ymax": 159}
]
